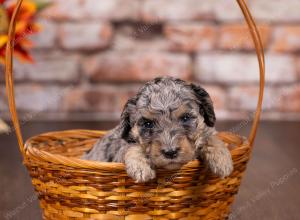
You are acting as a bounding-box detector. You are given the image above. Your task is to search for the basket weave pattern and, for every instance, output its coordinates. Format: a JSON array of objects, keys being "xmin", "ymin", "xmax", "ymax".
[
  {"xmin": 5, "ymin": 0, "xmax": 265, "ymax": 219},
  {"xmin": 25, "ymin": 131, "xmax": 250, "ymax": 219}
]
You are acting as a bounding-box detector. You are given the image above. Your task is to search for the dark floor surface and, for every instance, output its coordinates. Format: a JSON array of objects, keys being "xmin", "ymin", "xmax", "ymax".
[{"xmin": 0, "ymin": 120, "xmax": 300, "ymax": 220}]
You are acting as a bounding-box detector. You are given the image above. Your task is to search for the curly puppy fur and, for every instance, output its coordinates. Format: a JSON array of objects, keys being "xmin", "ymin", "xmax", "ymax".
[{"xmin": 83, "ymin": 77, "xmax": 233, "ymax": 182}]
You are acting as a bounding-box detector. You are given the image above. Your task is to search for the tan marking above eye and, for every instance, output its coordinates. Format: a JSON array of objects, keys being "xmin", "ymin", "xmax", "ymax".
[
  {"xmin": 131, "ymin": 125, "xmax": 139, "ymax": 139},
  {"xmin": 173, "ymin": 104, "xmax": 189, "ymax": 119},
  {"xmin": 139, "ymin": 110, "xmax": 157, "ymax": 120}
]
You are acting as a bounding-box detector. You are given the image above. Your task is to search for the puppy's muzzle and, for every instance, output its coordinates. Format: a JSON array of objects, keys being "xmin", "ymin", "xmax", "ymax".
[{"xmin": 161, "ymin": 148, "xmax": 180, "ymax": 159}]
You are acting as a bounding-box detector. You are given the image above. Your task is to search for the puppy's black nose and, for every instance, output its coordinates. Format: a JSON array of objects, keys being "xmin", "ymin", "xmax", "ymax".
[{"xmin": 161, "ymin": 148, "xmax": 179, "ymax": 159}]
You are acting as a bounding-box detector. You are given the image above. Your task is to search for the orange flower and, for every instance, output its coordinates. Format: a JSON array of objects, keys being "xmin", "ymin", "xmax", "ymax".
[{"xmin": 0, "ymin": 0, "xmax": 46, "ymax": 63}]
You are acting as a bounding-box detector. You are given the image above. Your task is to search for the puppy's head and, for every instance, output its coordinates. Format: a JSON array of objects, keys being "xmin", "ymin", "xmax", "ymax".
[{"xmin": 121, "ymin": 77, "xmax": 216, "ymax": 170}]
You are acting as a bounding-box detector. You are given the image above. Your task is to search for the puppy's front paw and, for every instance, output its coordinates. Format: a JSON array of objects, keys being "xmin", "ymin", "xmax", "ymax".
[
  {"xmin": 202, "ymin": 135, "xmax": 233, "ymax": 178},
  {"xmin": 125, "ymin": 159, "xmax": 156, "ymax": 183},
  {"xmin": 206, "ymin": 146, "xmax": 233, "ymax": 178},
  {"xmin": 124, "ymin": 146, "xmax": 156, "ymax": 183}
]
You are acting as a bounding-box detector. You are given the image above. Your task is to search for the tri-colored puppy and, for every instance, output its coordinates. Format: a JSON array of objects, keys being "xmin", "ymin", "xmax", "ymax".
[{"xmin": 83, "ymin": 77, "xmax": 233, "ymax": 182}]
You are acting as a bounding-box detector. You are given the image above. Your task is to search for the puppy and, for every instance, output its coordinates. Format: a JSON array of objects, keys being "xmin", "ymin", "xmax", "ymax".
[{"xmin": 83, "ymin": 77, "xmax": 233, "ymax": 182}]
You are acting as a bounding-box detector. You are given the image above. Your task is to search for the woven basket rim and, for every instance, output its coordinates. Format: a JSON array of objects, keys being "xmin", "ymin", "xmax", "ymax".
[{"xmin": 24, "ymin": 129, "xmax": 250, "ymax": 171}]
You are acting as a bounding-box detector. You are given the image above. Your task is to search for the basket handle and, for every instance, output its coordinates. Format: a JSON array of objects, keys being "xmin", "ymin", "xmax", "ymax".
[
  {"xmin": 5, "ymin": 0, "xmax": 25, "ymax": 155},
  {"xmin": 237, "ymin": 0, "xmax": 265, "ymax": 145},
  {"xmin": 5, "ymin": 0, "xmax": 264, "ymax": 156}
]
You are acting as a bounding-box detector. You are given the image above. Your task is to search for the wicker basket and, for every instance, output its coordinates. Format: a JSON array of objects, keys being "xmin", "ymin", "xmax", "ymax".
[{"xmin": 4, "ymin": 0, "xmax": 265, "ymax": 219}]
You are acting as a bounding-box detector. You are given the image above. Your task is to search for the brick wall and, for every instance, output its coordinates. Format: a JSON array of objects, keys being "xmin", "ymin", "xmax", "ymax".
[{"xmin": 1, "ymin": 0, "xmax": 300, "ymax": 122}]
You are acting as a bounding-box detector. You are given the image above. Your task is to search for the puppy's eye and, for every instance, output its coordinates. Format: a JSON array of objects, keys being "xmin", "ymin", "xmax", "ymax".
[
  {"xmin": 141, "ymin": 119, "xmax": 154, "ymax": 129},
  {"xmin": 180, "ymin": 113, "xmax": 193, "ymax": 123}
]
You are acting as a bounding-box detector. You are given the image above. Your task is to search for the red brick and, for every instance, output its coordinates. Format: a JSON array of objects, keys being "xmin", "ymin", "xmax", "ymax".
[
  {"xmin": 250, "ymin": 0, "xmax": 300, "ymax": 22},
  {"xmin": 228, "ymin": 86, "xmax": 276, "ymax": 111},
  {"xmin": 164, "ymin": 23, "xmax": 216, "ymax": 52},
  {"xmin": 41, "ymin": 0, "xmax": 83, "ymax": 20},
  {"xmin": 82, "ymin": 52, "xmax": 191, "ymax": 82},
  {"xmin": 62, "ymin": 85, "xmax": 140, "ymax": 114},
  {"xmin": 218, "ymin": 24, "xmax": 271, "ymax": 51},
  {"xmin": 141, "ymin": 0, "xmax": 244, "ymax": 22},
  {"xmin": 113, "ymin": 35, "xmax": 168, "ymax": 51},
  {"xmin": 58, "ymin": 22, "xmax": 113, "ymax": 50},
  {"xmin": 113, "ymin": 26, "xmax": 168, "ymax": 51},
  {"xmin": 215, "ymin": 110, "xmax": 248, "ymax": 121},
  {"xmin": 13, "ymin": 52, "xmax": 80, "ymax": 82},
  {"xmin": 271, "ymin": 26, "xmax": 300, "ymax": 52},
  {"xmin": 141, "ymin": 0, "xmax": 216, "ymax": 22},
  {"xmin": 30, "ymin": 19, "xmax": 57, "ymax": 49},
  {"xmin": 83, "ymin": 0, "xmax": 140, "ymax": 21},
  {"xmin": 12, "ymin": 84, "xmax": 72, "ymax": 112},
  {"xmin": 42, "ymin": 0, "xmax": 139, "ymax": 21},
  {"xmin": 260, "ymin": 112, "xmax": 300, "ymax": 121},
  {"xmin": 277, "ymin": 85, "xmax": 300, "ymax": 112},
  {"xmin": 214, "ymin": 1, "xmax": 244, "ymax": 21},
  {"xmin": 194, "ymin": 53, "xmax": 297, "ymax": 84}
]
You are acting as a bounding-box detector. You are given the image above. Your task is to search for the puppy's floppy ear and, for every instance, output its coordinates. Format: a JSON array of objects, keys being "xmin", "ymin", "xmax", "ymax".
[
  {"xmin": 120, "ymin": 97, "xmax": 137, "ymax": 142},
  {"xmin": 190, "ymin": 84, "xmax": 216, "ymax": 127}
]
